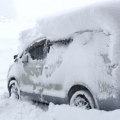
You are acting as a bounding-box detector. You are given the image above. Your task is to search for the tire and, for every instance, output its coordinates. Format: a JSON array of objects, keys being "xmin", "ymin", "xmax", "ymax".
[
  {"xmin": 8, "ymin": 80, "xmax": 20, "ymax": 99},
  {"xmin": 70, "ymin": 90, "xmax": 94, "ymax": 109}
]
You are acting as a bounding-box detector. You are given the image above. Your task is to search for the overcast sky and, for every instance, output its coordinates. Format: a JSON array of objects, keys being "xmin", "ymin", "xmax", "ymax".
[{"xmin": 0, "ymin": 0, "xmax": 109, "ymax": 39}]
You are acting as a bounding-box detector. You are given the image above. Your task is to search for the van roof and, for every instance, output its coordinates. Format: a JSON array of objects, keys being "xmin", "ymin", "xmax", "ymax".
[{"xmin": 36, "ymin": 1, "xmax": 120, "ymax": 39}]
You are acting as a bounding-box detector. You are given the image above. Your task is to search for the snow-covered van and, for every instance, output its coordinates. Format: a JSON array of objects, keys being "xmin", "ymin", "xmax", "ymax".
[{"xmin": 7, "ymin": 1, "xmax": 120, "ymax": 110}]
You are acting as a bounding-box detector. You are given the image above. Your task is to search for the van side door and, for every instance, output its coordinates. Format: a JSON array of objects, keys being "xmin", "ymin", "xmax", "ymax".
[{"xmin": 20, "ymin": 40, "xmax": 47, "ymax": 96}]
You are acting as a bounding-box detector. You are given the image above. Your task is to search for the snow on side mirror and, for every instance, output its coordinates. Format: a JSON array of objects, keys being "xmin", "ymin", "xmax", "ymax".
[{"xmin": 22, "ymin": 54, "xmax": 28, "ymax": 63}]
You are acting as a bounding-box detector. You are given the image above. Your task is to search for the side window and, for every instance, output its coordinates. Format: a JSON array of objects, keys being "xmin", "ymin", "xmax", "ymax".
[{"xmin": 29, "ymin": 45, "xmax": 44, "ymax": 60}]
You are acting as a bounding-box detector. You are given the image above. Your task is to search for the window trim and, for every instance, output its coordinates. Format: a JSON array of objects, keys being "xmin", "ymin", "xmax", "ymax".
[{"xmin": 27, "ymin": 39, "xmax": 47, "ymax": 60}]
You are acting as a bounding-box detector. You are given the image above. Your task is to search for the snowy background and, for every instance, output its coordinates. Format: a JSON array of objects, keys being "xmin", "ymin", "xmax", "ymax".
[{"xmin": 1, "ymin": 0, "xmax": 120, "ymax": 120}]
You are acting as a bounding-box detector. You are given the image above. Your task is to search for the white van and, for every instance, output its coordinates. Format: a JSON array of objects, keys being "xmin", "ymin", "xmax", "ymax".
[{"xmin": 7, "ymin": 1, "xmax": 120, "ymax": 110}]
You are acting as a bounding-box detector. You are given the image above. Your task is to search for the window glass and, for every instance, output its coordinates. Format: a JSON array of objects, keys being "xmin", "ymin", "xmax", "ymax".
[{"xmin": 29, "ymin": 45, "xmax": 44, "ymax": 60}]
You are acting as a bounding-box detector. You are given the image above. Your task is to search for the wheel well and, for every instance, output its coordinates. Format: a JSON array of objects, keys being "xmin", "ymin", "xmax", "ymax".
[
  {"xmin": 68, "ymin": 85, "xmax": 96, "ymax": 108},
  {"xmin": 8, "ymin": 77, "xmax": 16, "ymax": 90},
  {"xmin": 10, "ymin": 77, "xmax": 16, "ymax": 80},
  {"xmin": 8, "ymin": 77, "xmax": 20, "ymax": 98}
]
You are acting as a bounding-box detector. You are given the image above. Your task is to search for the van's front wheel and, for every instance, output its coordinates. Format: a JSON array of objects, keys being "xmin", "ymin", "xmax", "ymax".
[
  {"xmin": 8, "ymin": 80, "xmax": 20, "ymax": 99},
  {"xmin": 70, "ymin": 90, "xmax": 94, "ymax": 109}
]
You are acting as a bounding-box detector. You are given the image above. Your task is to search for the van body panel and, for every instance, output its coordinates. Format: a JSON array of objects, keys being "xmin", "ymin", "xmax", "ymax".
[{"xmin": 7, "ymin": 32, "xmax": 120, "ymax": 111}]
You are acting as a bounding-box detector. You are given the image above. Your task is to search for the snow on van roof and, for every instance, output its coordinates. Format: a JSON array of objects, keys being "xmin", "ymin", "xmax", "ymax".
[
  {"xmin": 20, "ymin": 1, "xmax": 120, "ymax": 42},
  {"xmin": 36, "ymin": 1, "xmax": 120, "ymax": 40}
]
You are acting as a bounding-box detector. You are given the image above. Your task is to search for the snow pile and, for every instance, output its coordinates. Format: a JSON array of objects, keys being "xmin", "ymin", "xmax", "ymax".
[{"xmin": 0, "ymin": 94, "xmax": 120, "ymax": 120}]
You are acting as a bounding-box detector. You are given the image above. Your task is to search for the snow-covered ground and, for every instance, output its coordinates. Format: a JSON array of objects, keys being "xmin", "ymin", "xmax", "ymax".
[
  {"xmin": 0, "ymin": 83, "xmax": 120, "ymax": 120},
  {"xmin": 0, "ymin": 38, "xmax": 120, "ymax": 120},
  {"xmin": 0, "ymin": 79, "xmax": 120, "ymax": 120}
]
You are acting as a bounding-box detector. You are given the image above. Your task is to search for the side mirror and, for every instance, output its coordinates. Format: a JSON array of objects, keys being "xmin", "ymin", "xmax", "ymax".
[
  {"xmin": 22, "ymin": 54, "xmax": 28, "ymax": 63},
  {"xmin": 14, "ymin": 54, "xmax": 18, "ymax": 59}
]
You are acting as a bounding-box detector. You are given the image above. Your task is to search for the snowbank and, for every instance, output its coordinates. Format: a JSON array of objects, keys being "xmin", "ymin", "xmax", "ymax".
[{"xmin": 0, "ymin": 95, "xmax": 120, "ymax": 120}]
